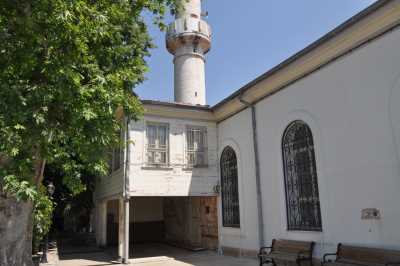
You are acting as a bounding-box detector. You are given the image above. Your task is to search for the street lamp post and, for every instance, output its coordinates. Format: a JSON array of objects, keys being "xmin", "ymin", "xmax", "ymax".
[{"xmin": 41, "ymin": 181, "xmax": 55, "ymax": 263}]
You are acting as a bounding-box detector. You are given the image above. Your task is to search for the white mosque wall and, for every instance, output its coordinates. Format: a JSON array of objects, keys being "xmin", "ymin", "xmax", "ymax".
[
  {"xmin": 217, "ymin": 108, "xmax": 261, "ymax": 254},
  {"xmin": 218, "ymin": 27, "xmax": 400, "ymax": 255},
  {"xmin": 128, "ymin": 115, "xmax": 219, "ymax": 196}
]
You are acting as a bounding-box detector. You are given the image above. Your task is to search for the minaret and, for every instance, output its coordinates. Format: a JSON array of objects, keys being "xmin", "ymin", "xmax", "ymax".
[{"xmin": 166, "ymin": 0, "xmax": 211, "ymax": 105}]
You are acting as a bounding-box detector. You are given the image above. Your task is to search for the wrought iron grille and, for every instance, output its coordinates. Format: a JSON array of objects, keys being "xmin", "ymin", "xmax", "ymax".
[
  {"xmin": 186, "ymin": 126, "xmax": 208, "ymax": 167},
  {"xmin": 282, "ymin": 121, "xmax": 322, "ymax": 231},
  {"xmin": 220, "ymin": 146, "xmax": 240, "ymax": 227},
  {"xmin": 146, "ymin": 124, "xmax": 168, "ymax": 166}
]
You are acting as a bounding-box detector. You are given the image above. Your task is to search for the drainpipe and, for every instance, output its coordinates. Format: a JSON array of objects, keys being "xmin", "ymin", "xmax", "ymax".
[{"xmin": 238, "ymin": 95, "xmax": 265, "ymax": 248}]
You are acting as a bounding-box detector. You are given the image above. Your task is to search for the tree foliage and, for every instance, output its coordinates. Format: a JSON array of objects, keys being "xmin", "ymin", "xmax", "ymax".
[
  {"xmin": 0, "ymin": 0, "xmax": 180, "ymax": 193},
  {"xmin": 0, "ymin": 2, "xmax": 181, "ymax": 258}
]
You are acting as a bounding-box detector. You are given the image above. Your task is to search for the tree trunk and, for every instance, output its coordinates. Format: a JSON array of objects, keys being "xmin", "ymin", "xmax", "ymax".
[{"xmin": 0, "ymin": 193, "xmax": 34, "ymax": 266}]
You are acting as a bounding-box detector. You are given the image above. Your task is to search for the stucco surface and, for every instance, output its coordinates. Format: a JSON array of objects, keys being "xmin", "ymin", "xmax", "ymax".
[{"xmin": 128, "ymin": 116, "xmax": 219, "ymax": 197}]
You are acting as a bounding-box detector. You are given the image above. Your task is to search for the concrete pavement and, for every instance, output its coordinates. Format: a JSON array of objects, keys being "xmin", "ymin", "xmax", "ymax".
[{"xmin": 57, "ymin": 243, "xmax": 258, "ymax": 266}]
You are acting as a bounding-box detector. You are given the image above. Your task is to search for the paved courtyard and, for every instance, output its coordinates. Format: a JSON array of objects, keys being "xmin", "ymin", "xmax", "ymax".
[{"xmin": 57, "ymin": 243, "xmax": 258, "ymax": 266}]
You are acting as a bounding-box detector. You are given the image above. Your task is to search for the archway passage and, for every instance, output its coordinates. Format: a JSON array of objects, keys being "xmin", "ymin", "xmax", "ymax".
[{"xmin": 103, "ymin": 196, "xmax": 219, "ymax": 259}]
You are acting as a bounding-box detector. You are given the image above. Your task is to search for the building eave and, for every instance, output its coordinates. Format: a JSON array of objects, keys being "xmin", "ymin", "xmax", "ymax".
[{"xmin": 141, "ymin": 100, "xmax": 215, "ymax": 122}]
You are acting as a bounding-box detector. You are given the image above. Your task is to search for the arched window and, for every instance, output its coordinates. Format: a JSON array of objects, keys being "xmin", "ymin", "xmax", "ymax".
[
  {"xmin": 282, "ymin": 121, "xmax": 322, "ymax": 231},
  {"xmin": 220, "ymin": 146, "xmax": 240, "ymax": 227}
]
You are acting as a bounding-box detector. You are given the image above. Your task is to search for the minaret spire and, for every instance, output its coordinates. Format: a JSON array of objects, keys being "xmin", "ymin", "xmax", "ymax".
[{"xmin": 166, "ymin": 0, "xmax": 211, "ymax": 105}]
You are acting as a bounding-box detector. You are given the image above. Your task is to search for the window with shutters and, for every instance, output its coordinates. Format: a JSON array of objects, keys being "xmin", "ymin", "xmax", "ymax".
[
  {"xmin": 186, "ymin": 126, "xmax": 207, "ymax": 167},
  {"xmin": 146, "ymin": 123, "xmax": 169, "ymax": 166},
  {"xmin": 282, "ymin": 120, "xmax": 322, "ymax": 231}
]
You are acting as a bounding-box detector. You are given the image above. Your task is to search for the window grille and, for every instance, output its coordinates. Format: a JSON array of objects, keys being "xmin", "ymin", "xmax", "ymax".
[
  {"xmin": 220, "ymin": 146, "xmax": 240, "ymax": 227},
  {"xmin": 146, "ymin": 123, "xmax": 168, "ymax": 166},
  {"xmin": 186, "ymin": 126, "xmax": 207, "ymax": 167},
  {"xmin": 282, "ymin": 120, "xmax": 322, "ymax": 231}
]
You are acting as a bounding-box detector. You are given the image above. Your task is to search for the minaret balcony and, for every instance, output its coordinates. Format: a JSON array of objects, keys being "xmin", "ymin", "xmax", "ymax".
[{"xmin": 166, "ymin": 17, "xmax": 211, "ymax": 54}]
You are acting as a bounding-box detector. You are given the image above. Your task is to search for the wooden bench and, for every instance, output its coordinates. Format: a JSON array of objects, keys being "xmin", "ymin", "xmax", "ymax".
[
  {"xmin": 258, "ymin": 239, "xmax": 315, "ymax": 266},
  {"xmin": 322, "ymin": 244, "xmax": 400, "ymax": 266}
]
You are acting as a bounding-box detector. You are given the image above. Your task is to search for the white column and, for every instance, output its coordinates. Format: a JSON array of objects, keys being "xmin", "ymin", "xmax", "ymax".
[
  {"xmin": 118, "ymin": 198, "xmax": 124, "ymax": 260},
  {"xmin": 122, "ymin": 198, "xmax": 130, "ymax": 264},
  {"xmin": 98, "ymin": 200, "xmax": 107, "ymax": 247}
]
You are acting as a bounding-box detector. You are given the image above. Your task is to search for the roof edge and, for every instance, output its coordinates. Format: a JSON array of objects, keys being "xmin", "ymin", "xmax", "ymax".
[{"xmin": 141, "ymin": 99, "xmax": 211, "ymax": 111}]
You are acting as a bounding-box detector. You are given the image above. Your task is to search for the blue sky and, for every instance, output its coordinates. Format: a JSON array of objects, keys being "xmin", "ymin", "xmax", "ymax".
[{"xmin": 135, "ymin": 0, "xmax": 377, "ymax": 106}]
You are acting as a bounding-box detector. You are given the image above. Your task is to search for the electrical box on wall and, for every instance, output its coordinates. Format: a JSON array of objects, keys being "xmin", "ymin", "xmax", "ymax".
[{"xmin": 361, "ymin": 208, "xmax": 381, "ymax": 220}]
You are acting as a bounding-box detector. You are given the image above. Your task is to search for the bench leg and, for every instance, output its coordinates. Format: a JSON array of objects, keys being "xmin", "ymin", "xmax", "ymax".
[{"xmin": 259, "ymin": 257, "xmax": 273, "ymax": 266}]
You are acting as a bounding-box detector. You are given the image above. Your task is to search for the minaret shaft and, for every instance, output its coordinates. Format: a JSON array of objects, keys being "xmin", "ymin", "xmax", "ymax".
[{"xmin": 166, "ymin": 0, "xmax": 211, "ymax": 105}]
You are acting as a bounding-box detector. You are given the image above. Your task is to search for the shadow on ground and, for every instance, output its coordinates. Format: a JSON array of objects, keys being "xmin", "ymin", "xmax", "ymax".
[{"xmin": 57, "ymin": 233, "xmax": 257, "ymax": 266}]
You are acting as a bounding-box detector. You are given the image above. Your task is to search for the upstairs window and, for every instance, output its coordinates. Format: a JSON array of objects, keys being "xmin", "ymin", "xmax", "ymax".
[
  {"xmin": 146, "ymin": 123, "xmax": 169, "ymax": 166},
  {"xmin": 186, "ymin": 126, "xmax": 207, "ymax": 167},
  {"xmin": 282, "ymin": 120, "xmax": 322, "ymax": 231}
]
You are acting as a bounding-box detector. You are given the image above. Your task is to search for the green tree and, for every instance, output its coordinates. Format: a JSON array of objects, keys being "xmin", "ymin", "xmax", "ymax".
[{"xmin": 0, "ymin": 0, "xmax": 180, "ymax": 265}]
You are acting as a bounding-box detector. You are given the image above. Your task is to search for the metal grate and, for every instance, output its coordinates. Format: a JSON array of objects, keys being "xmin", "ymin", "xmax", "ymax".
[
  {"xmin": 282, "ymin": 121, "xmax": 322, "ymax": 231},
  {"xmin": 186, "ymin": 126, "xmax": 207, "ymax": 167},
  {"xmin": 220, "ymin": 146, "xmax": 240, "ymax": 228},
  {"xmin": 146, "ymin": 124, "xmax": 168, "ymax": 166}
]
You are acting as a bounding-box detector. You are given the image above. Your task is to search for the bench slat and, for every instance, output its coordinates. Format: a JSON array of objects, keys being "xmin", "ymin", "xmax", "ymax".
[
  {"xmin": 259, "ymin": 239, "xmax": 314, "ymax": 266},
  {"xmin": 338, "ymin": 245, "xmax": 400, "ymax": 265},
  {"xmin": 274, "ymin": 239, "xmax": 313, "ymax": 254}
]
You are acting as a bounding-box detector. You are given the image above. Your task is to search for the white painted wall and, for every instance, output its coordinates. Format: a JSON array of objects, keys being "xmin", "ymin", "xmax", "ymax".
[
  {"xmin": 128, "ymin": 115, "xmax": 219, "ymax": 197},
  {"xmin": 217, "ymin": 108, "xmax": 261, "ymax": 253},
  {"xmin": 217, "ymin": 27, "xmax": 400, "ymax": 255}
]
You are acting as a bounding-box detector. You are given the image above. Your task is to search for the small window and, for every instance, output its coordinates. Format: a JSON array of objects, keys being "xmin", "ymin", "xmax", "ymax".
[
  {"xmin": 146, "ymin": 123, "xmax": 169, "ymax": 166},
  {"xmin": 282, "ymin": 120, "xmax": 322, "ymax": 231},
  {"xmin": 186, "ymin": 126, "xmax": 207, "ymax": 167}
]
